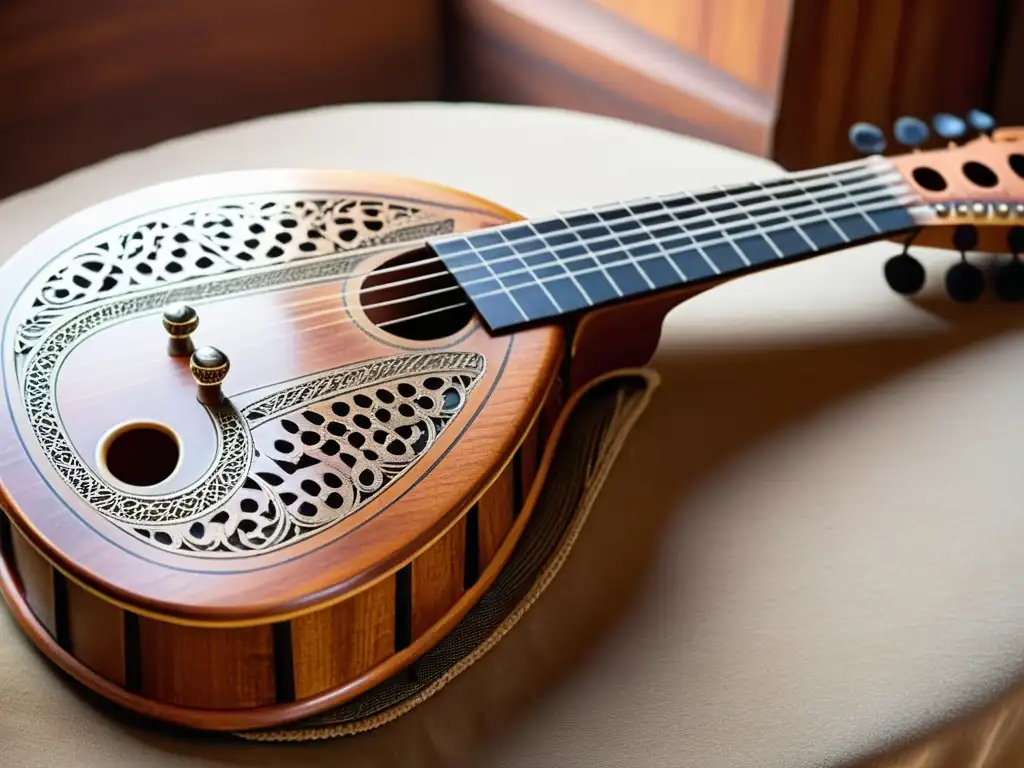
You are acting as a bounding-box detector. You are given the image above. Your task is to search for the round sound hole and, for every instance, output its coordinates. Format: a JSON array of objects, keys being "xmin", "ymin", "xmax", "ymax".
[
  {"xmin": 101, "ymin": 423, "xmax": 181, "ymax": 488},
  {"xmin": 360, "ymin": 247, "xmax": 474, "ymax": 341}
]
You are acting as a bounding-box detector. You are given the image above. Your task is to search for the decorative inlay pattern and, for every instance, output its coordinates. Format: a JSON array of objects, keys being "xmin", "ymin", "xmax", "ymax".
[
  {"xmin": 6, "ymin": 191, "xmax": 464, "ymax": 558},
  {"xmin": 14, "ymin": 197, "xmax": 450, "ymax": 357},
  {"xmin": 129, "ymin": 352, "xmax": 485, "ymax": 556}
]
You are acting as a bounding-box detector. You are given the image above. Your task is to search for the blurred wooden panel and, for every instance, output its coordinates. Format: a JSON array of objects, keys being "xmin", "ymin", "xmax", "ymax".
[
  {"xmin": 451, "ymin": 0, "xmax": 791, "ymax": 157},
  {"xmin": 589, "ymin": 0, "xmax": 704, "ymax": 53},
  {"xmin": 772, "ymin": 0, "xmax": 1004, "ymax": 170},
  {"xmin": 587, "ymin": 0, "xmax": 790, "ymax": 94},
  {"xmin": 993, "ymin": 0, "xmax": 1024, "ymax": 129},
  {"xmin": 0, "ymin": 0, "xmax": 443, "ymax": 198},
  {"xmin": 705, "ymin": 0, "xmax": 791, "ymax": 94}
]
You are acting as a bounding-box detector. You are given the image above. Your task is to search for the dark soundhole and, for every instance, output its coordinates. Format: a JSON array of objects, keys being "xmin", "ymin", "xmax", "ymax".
[
  {"xmin": 360, "ymin": 247, "xmax": 474, "ymax": 340},
  {"xmin": 912, "ymin": 167, "xmax": 947, "ymax": 191},
  {"xmin": 104, "ymin": 424, "xmax": 180, "ymax": 487}
]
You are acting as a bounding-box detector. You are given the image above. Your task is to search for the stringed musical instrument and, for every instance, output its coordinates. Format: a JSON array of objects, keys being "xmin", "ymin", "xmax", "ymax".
[{"xmin": 0, "ymin": 111, "xmax": 1021, "ymax": 732}]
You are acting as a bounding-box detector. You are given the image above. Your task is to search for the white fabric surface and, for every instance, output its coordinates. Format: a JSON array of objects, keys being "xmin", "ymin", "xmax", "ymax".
[{"xmin": 2, "ymin": 102, "xmax": 1024, "ymax": 767}]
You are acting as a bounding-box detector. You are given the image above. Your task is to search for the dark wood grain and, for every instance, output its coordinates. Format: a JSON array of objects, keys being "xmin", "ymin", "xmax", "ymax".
[
  {"xmin": 66, "ymin": 580, "xmax": 126, "ymax": 686},
  {"xmin": 137, "ymin": 618, "xmax": 278, "ymax": 708},
  {"xmin": 478, "ymin": 464, "xmax": 515, "ymax": 570},
  {"xmin": 291, "ymin": 576, "xmax": 396, "ymax": 700},
  {"xmin": 9, "ymin": 527, "xmax": 56, "ymax": 638},
  {"xmin": 412, "ymin": 517, "xmax": 468, "ymax": 639},
  {"xmin": 449, "ymin": 0, "xmax": 786, "ymax": 156},
  {"xmin": 0, "ymin": 0, "xmax": 444, "ymax": 198},
  {"xmin": 772, "ymin": 0, "xmax": 1005, "ymax": 170}
]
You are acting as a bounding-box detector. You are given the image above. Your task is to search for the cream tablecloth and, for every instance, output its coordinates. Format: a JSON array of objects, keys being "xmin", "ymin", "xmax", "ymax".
[{"xmin": 2, "ymin": 102, "xmax": 1024, "ymax": 767}]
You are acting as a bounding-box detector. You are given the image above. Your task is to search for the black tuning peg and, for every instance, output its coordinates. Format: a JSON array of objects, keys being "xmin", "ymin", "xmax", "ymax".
[
  {"xmin": 884, "ymin": 232, "xmax": 925, "ymax": 295},
  {"xmin": 995, "ymin": 226, "xmax": 1024, "ymax": 302},
  {"xmin": 946, "ymin": 225, "xmax": 984, "ymax": 302},
  {"xmin": 893, "ymin": 116, "xmax": 929, "ymax": 148},
  {"xmin": 933, "ymin": 113, "xmax": 968, "ymax": 142},
  {"xmin": 967, "ymin": 109, "xmax": 997, "ymax": 136},
  {"xmin": 848, "ymin": 122, "xmax": 886, "ymax": 154}
]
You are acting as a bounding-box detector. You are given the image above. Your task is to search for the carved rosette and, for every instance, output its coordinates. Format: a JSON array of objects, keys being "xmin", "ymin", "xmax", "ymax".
[{"xmin": 6, "ymin": 191, "xmax": 470, "ymax": 558}]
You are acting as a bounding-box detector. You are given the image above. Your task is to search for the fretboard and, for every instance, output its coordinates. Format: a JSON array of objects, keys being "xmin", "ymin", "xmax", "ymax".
[{"xmin": 428, "ymin": 157, "xmax": 923, "ymax": 332}]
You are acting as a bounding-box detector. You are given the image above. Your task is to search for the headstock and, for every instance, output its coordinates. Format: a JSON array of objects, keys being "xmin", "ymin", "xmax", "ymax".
[{"xmin": 848, "ymin": 109, "xmax": 1024, "ymax": 302}]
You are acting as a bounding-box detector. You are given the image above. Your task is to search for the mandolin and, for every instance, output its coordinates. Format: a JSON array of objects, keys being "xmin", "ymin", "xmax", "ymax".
[{"xmin": 1, "ymin": 113, "xmax": 1022, "ymax": 732}]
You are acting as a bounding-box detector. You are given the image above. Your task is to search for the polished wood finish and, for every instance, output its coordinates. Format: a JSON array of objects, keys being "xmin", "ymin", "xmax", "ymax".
[
  {"xmin": 291, "ymin": 577, "xmax": 396, "ymax": 701},
  {"xmin": 0, "ymin": 353, "xmax": 631, "ymax": 729},
  {"xmin": 449, "ymin": 0, "xmax": 789, "ymax": 156},
  {"xmin": 0, "ymin": 170, "xmax": 568, "ymax": 728},
  {"xmin": 0, "ymin": 0, "xmax": 444, "ymax": 198},
  {"xmin": 66, "ymin": 580, "xmax": 126, "ymax": 687},
  {"xmin": 412, "ymin": 517, "xmax": 468, "ymax": 639},
  {"xmin": 137, "ymin": 619, "xmax": 278, "ymax": 709},
  {"xmin": 9, "ymin": 527, "xmax": 56, "ymax": 638},
  {"xmin": 478, "ymin": 464, "xmax": 516, "ymax": 570}
]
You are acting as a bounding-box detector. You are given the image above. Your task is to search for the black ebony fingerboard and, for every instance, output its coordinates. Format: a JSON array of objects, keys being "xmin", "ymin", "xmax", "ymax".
[{"xmin": 430, "ymin": 162, "xmax": 917, "ymax": 333}]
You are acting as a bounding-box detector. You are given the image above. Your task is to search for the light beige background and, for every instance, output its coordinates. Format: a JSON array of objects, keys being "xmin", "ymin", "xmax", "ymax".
[{"xmin": 2, "ymin": 103, "xmax": 1024, "ymax": 767}]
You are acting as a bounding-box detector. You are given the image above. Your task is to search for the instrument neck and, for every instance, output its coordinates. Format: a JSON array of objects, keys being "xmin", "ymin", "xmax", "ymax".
[{"xmin": 429, "ymin": 156, "xmax": 927, "ymax": 333}]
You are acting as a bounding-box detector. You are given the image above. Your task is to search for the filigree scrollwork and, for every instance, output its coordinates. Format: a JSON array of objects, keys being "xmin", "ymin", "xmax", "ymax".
[
  {"xmin": 14, "ymin": 197, "xmax": 454, "ymax": 357},
  {"xmin": 126, "ymin": 352, "xmax": 486, "ymax": 556},
  {"xmin": 10, "ymin": 189, "xmax": 463, "ymax": 559}
]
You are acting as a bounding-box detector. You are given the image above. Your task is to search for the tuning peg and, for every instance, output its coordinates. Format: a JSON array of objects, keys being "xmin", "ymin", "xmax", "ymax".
[
  {"xmin": 995, "ymin": 226, "xmax": 1024, "ymax": 302},
  {"xmin": 967, "ymin": 109, "xmax": 997, "ymax": 135},
  {"xmin": 848, "ymin": 122, "xmax": 886, "ymax": 154},
  {"xmin": 933, "ymin": 113, "xmax": 968, "ymax": 142},
  {"xmin": 893, "ymin": 116, "xmax": 929, "ymax": 148},
  {"xmin": 884, "ymin": 232, "xmax": 926, "ymax": 296},
  {"xmin": 946, "ymin": 225, "xmax": 984, "ymax": 302}
]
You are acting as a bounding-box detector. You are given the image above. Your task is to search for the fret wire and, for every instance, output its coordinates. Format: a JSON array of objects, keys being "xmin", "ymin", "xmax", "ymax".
[
  {"xmin": 457, "ymin": 174, "xmax": 911, "ymax": 292},
  {"xmin": 467, "ymin": 192, "xmax": 918, "ymax": 302},
  {"xmin": 470, "ymin": 241, "xmax": 531, "ymax": 322},
  {"xmin": 798, "ymin": 171, "xmax": 852, "ymax": 243},
  {"xmin": 752, "ymin": 179, "xmax": 819, "ymax": 251},
  {"xmin": 584, "ymin": 157, "xmax": 880, "ymax": 218},
  {"xmin": 580, "ymin": 205, "xmax": 658, "ymax": 289},
  {"xmin": 539, "ymin": 231, "xmax": 596, "ymax": 306},
  {"xmin": 673, "ymin": 194, "xmax": 728, "ymax": 272},
  {"xmin": 444, "ymin": 164, "xmax": 895, "ymax": 273},
  {"xmin": 615, "ymin": 200, "xmax": 689, "ymax": 281},
  {"xmin": 712, "ymin": 184, "xmax": 785, "ymax": 259},
  {"xmin": 831, "ymin": 165, "xmax": 889, "ymax": 234},
  {"xmin": 497, "ymin": 225, "xmax": 566, "ymax": 314},
  {"xmin": 549, "ymin": 169, "xmax": 899, "ymax": 257},
  {"xmin": 521, "ymin": 160, "xmax": 891, "ymax": 235},
  {"xmin": 552, "ymin": 213, "xmax": 626, "ymax": 298},
  {"xmin": 724, "ymin": 172, "xmax": 903, "ymax": 227}
]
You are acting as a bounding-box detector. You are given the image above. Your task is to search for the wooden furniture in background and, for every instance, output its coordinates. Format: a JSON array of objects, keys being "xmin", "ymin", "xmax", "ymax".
[
  {"xmin": 448, "ymin": 0, "xmax": 1019, "ymax": 171},
  {"xmin": 448, "ymin": 0, "xmax": 792, "ymax": 157},
  {"xmin": 0, "ymin": 0, "xmax": 444, "ymax": 199},
  {"xmin": 773, "ymin": 0, "xmax": 1008, "ymax": 170}
]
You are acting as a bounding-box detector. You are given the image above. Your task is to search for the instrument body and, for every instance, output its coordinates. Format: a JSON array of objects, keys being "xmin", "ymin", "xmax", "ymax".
[
  {"xmin": 4, "ymin": 123, "xmax": 1024, "ymax": 731},
  {"xmin": 0, "ymin": 171, "xmax": 602, "ymax": 729}
]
